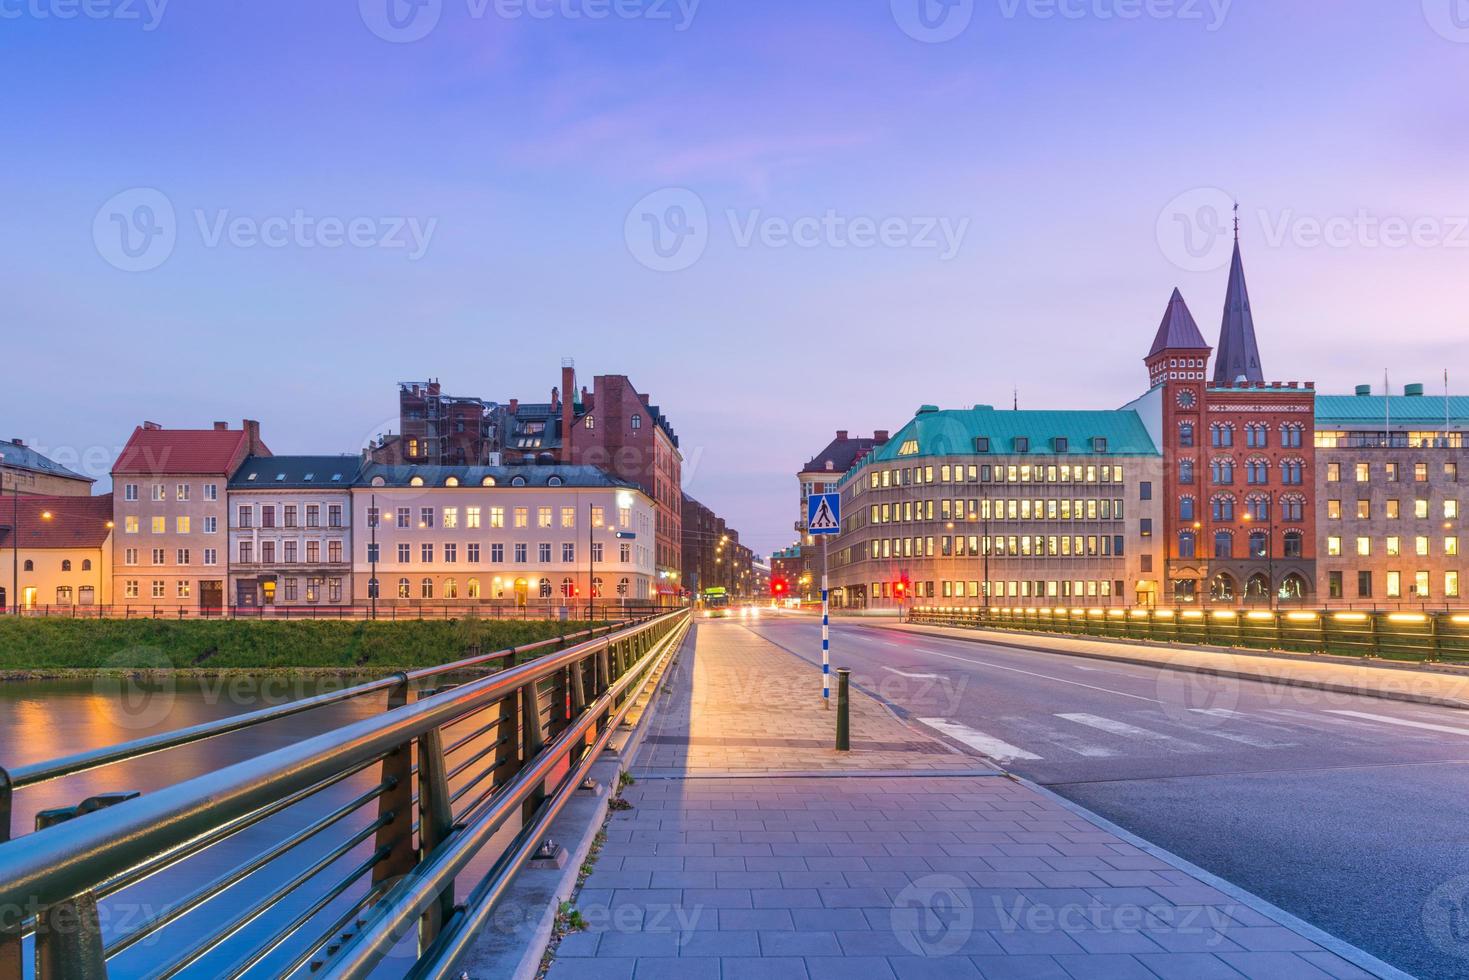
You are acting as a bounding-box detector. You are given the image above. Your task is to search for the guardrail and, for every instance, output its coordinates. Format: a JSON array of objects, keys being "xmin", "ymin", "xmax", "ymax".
[
  {"xmin": 0, "ymin": 609, "xmax": 689, "ymax": 979},
  {"xmin": 6, "ymin": 601, "xmax": 673, "ymax": 621},
  {"xmin": 907, "ymin": 606, "xmax": 1469, "ymax": 663}
]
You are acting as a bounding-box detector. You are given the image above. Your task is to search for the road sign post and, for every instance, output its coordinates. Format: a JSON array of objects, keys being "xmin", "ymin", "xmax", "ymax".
[{"xmin": 807, "ymin": 493, "xmax": 842, "ymax": 708}]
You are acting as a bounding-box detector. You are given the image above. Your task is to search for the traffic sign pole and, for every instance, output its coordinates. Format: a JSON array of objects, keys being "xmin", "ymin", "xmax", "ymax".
[
  {"xmin": 808, "ymin": 491, "xmax": 841, "ymax": 710},
  {"xmin": 821, "ymin": 534, "xmax": 830, "ymax": 709}
]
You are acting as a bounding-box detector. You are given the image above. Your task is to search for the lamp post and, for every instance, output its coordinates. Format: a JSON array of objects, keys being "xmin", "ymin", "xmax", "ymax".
[{"xmin": 0, "ymin": 453, "xmax": 15, "ymax": 616}]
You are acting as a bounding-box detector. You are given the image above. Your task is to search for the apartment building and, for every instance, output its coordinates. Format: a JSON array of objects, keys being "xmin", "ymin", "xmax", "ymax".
[
  {"xmin": 111, "ymin": 421, "xmax": 268, "ymax": 610},
  {"xmin": 829, "ymin": 405, "xmax": 1164, "ymax": 609},
  {"xmin": 228, "ymin": 455, "xmax": 359, "ymax": 608},
  {"xmin": 1316, "ymin": 385, "xmax": 1468, "ymax": 607},
  {"xmin": 0, "ymin": 494, "xmax": 113, "ymax": 611},
  {"xmin": 0, "ymin": 438, "xmax": 95, "ymax": 497},
  {"xmin": 350, "ymin": 464, "xmax": 656, "ymax": 609}
]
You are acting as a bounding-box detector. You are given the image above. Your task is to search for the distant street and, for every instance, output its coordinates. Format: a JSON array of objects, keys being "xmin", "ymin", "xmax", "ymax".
[{"xmin": 745, "ymin": 613, "xmax": 1469, "ymax": 979}]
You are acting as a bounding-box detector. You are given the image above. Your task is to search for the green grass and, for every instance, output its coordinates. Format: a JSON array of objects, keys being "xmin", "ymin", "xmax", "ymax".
[{"xmin": 0, "ymin": 617, "xmax": 604, "ymax": 673}]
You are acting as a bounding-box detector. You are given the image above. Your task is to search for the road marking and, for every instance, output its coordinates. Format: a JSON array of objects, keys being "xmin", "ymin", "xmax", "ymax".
[
  {"xmin": 906, "ymin": 648, "xmax": 1163, "ymax": 704},
  {"xmin": 1325, "ymin": 710, "xmax": 1469, "ymax": 738},
  {"xmin": 1000, "ymin": 716, "xmax": 1120, "ymax": 758},
  {"xmin": 881, "ymin": 666, "xmax": 944, "ymax": 680},
  {"xmin": 1056, "ymin": 713, "xmax": 1206, "ymax": 750},
  {"xmin": 919, "ymin": 718, "xmax": 1043, "ymax": 761},
  {"xmin": 1189, "ymin": 708, "xmax": 1240, "ymax": 717}
]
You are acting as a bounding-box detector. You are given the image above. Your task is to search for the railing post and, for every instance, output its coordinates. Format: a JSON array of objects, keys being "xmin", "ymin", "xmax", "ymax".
[
  {"xmin": 0, "ymin": 767, "xmax": 15, "ymax": 980},
  {"xmin": 520, "ymin": 681, "xmax": 548, "ymax": 825},
  {"xmin": 33, "ymin": 793, "xmax": 139, "ymax": 980},
  {"xmin": 372, "ymin": 674, "xmax": 417, "ymax": 889},
  {"xmin": 416, "ymin": 724, "xmax": 455, "ymax": 947}
]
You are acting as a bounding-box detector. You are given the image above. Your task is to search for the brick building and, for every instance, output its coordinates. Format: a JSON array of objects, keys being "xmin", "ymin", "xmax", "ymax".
[
  {"xmin": 387, "ymin": 381, "xmax": 505, "ymax": 466},
  {"xmin": 681, "ymin": 493, "xmax": 757, "ymax": 600},
  {"xmin": 1128, "ymin": 236, "xmax": 1317, "ymax": 606}
]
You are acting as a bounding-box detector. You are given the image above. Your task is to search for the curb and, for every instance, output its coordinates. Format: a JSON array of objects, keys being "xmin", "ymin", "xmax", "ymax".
[{"xmin": 878, "ymin": 622, "xmax": 1469, "ymax": 711}]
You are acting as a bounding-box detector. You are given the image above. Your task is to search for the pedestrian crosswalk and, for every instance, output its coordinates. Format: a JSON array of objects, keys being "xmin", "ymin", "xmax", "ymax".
[{"xmin": 917, "ymin": 704, "xmax": 1469, "ymax": 764}]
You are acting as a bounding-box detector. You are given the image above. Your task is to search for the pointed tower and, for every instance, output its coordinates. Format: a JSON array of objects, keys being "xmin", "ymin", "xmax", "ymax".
[
  {"xmin": 1145, "ymin": 288, "xmax": 1212, "ymax": 388},
  {"xmin": 1213, "ymin": 233, "xmax": 1264, "ymax": 385}
]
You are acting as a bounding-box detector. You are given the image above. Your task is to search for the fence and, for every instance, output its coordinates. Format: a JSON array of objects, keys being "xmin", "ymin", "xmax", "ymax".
[
  {"xmin": 0, "ymin": 609, "xmax": 690, "ymax": 979},
  {"xmin": 6, "ymin": 600, "xmax": 672, "ymax": 622},
  {"xmin": 907, "ymin": 606, "xmax": 1469, "ymax": 663}
]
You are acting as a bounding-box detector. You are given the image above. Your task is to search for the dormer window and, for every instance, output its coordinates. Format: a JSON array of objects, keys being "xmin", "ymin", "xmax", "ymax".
[
  {"xmin": 1091, "ymin": 437, "xmax": 1108, "ymax": 453},
  {"xmin": 445, "ymin": 476, "xmax": 460, "ymax": 487},
  {"xmin": 409, "ymin": 476, "xmax": 425, "ymax": 487},
  {"xmin": 1013, "ymin": 437, "xmax": 1029, "ymax": 453},
  {"xmin": 548, "ymin": 475, "xmax": 564, "ymax": 487},
  {"xmin": 1052, "ymin": 437, "xmax": 1068, "ymax": 453},
  {"xmin": 511, "ymin": 476, "xmax": 527, "ymax": 487},
  {"xmin": 974, "ymin": 437, "xmax": 991, "ymax": 453},
  {"xmin": 481, "ymin": 476, "xmax": 496, "ymax": 487}
]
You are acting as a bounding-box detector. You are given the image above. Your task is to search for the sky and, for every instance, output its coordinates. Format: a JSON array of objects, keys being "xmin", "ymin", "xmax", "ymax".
[{"xmin": 3, "ymin": 0, "xmax": 1467, "ymax": 558}]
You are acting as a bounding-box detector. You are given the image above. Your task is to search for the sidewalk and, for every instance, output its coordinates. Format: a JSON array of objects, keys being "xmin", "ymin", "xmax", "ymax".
[
  {"xmin": 545, "ymin": 622, "xmax": 1403, "ymax": 980},
  {"xmin": 882, "ymin": 620, "xmax": 1469, "ymax": 711}
]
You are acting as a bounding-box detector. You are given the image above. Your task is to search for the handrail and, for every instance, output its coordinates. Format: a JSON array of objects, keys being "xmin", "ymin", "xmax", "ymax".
[
  {"xmin": 0, "ymin": 609, "xmax": 689, "ymax": 979},
  {"xmin": 7, "ymin": 620, "xmax": 629, "ymax": 791}
]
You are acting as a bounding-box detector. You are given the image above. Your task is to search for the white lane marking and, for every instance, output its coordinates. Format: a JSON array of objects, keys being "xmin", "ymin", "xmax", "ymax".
[
  {"xmin": 1325, "ymin": 710, "xmax": 1469, "ymax": 738},
  {"xmin": 919, "ymin": 718, "xmax": 1043, "ymax": 761},
  {"xmin": 1000, "ymin": 716, "xmax": 1120, "ymax": 758},
  {"xmin": 1056, "ymin": 713, "xmax": 1207, "ymax": 751},
  {"xmin": 907, "ymin": 648, "xmax": 1163, "ymax": 704},
  {"xmin": 881, "ymin": 666, "xmax": 944, "ymax": 680},
  {"xmin": 1189, "ymin": 708, "xmax": 1240, "ymax": 717},
  {"xmin": 1263, "ymin": 709, "xmax": 1424, "ymax": 736},
  {"xmin": 1180, "ymin": 709, "xmax": 1294, "ymax": 747}
]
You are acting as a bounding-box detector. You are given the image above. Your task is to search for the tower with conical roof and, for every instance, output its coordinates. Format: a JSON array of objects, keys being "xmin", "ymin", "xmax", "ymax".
[
  {"xmin": 1213, "ymin": 218, "xmax": 1265, "ymax": 386},
  {"xmin": 1145, "ymin": 287, "xmax": 1212, "ymax": 389}
]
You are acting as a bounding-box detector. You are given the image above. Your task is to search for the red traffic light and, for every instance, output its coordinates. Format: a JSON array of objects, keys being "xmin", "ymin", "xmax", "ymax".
[{"xmin": 772, "ymin": 579, "xmax": 788, "ymax": 595}]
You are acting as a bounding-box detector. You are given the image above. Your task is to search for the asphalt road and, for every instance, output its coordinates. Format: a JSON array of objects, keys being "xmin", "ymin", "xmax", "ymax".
[{"xmin": 737, "ymin": 611, "xmax": 1469, "ymax": 980}]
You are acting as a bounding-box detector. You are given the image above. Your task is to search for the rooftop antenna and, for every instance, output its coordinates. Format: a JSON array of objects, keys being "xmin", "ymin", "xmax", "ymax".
[
  {"xmin": 1233, "ymin": 202, "xmax": 1241, "ymax": 242},
  {"xmin": 1447, "ymin": 369, "xmax": 1453, "ymax": 448},
  {"xmin": 1385, "ymin": 369, "xmax": 1391, "ymax": 446},
  {"xmin": 1013, "ymin": 388, "xmax": 1019, "ymax": 411}
]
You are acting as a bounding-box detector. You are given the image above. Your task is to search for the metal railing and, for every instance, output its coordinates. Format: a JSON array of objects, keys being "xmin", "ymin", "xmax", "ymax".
[
  {"xmin": 907, "ymin": 605, "xmax": 1469, "ymax": 663},
  {"xmin": 0, "ymin": 609, "xmax": 689, "ymax": 979},
  {"xmin": 7, "ymin": 601, "xmax": 672, "ymax": 621}
]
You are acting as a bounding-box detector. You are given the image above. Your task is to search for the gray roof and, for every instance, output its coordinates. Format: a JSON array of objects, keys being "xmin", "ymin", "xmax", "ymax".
[
  {"xmin": 1148, "ymin": 289, "xmax": 1209, "ymax": 357},
  {"xmin": 230, "ymin": 455, "xmax": 362, "ymax": 489},
  {"xmin": 357, "ymin": 463, "xmax": 642, "ymax": 491},
  {"xmin": 0, "ymin": 439, "xmax": 94, "ymax": 484},
  {"xmin": 1213, "ymin": 240, "xmax": 1265, "ymax": 385}
]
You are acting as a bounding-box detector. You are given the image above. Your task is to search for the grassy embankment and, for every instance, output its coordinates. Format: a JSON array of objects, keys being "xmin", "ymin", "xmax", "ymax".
[{"xmin": 0, "ymin": 617, "xmax": 605, "ymax": 677}]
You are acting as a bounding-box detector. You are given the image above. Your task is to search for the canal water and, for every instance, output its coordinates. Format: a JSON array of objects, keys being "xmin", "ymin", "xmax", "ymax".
[{"xmin": 0, "ymin": 677, "xmax": 533, "ymax": 978}]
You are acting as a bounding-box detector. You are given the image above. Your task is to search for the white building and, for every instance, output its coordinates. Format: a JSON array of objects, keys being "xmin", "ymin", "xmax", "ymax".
[
  {"xmin": 351, "ymin": 464, "xmax": 656, "ymax": 611},
  {"xmin": 227, "ymin": 455, "xmax": 358, "ymax": 609}
]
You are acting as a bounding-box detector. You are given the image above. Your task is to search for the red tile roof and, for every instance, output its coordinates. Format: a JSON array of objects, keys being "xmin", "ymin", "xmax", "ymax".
[
  {"xmin": 112, "ymin": 426, "xmax": 264, "ymax": 476},
  {"xmin": 0, "ymin": 494, "xmax": 114, "ymax": 549}
]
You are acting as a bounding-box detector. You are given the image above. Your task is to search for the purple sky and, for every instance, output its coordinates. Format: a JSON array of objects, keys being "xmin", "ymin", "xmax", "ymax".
[{"xmin": 4, "ymin": 0, "xmax": 1468, "ymax": 557}]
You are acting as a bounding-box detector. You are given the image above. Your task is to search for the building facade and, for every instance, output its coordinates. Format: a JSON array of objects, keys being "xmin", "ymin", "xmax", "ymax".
[
  {"xmin": 0, "ymin": 494, "xmax": 113, "ymax": 612},
  {"xmin": 1315, "ymin": 386, "xmax": 1467, "ymax": 607},
  {"xmin": 829, "ymin": 406, "xmax": 1164, "ymax": 609},
  {"xmin": 111, "ymin": 421, "xmax": 268, "ymax": 611},
  {"xmin": 0, "ymin": 438, "xmax": 95, "ymax": 497},
  {"xmin": 681, "ymin": 493, "xmax": 757, "ymax": 599},
  {"xmin": 350, "ymin": 464, "xmax": 656, "ymax": 610},
  {"xmin": 228, "ymin": 456, "xmax": 359, "ymax": 609},
  {"xmin": 386, "ymin": 380, "xmax": 505, "ymax": 466}
]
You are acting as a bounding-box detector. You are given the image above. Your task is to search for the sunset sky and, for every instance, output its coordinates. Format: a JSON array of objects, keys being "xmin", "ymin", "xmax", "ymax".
[{"xmin": 5, "ymin": 0, "xmax": 1467, "ymax": 556}]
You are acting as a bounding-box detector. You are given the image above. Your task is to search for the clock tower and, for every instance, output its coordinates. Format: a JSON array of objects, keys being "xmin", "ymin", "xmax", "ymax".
[{"xmin": 1146, "ymin": 288, "xmax": 1213, "ymax": 604}]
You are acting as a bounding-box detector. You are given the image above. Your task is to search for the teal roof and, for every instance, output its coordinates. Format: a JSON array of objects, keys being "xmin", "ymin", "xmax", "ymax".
[
  {"xmin": 856, "ymin": 405, "xmax": 1159, "ymax": 474},
  {"xmin": 1316, "ymin": 394, "xmax": 1469, "ymax": 427}
]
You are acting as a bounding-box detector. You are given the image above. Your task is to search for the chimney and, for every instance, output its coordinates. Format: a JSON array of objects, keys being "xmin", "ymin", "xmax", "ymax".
[
  {"xmin": 551, "ymin": 386, "xmax": 560, "ymax": 412},
  {"xmin": 9, "ymin": 438, "xmax": 22, "ymax": 447},
  {"xmin": 836, "ymin": 430, "xmax": 848, "ymax": 440},
  {"xmin": 561, "ymin": 363, "xmax": 577, "ymax": 460},
  {"xmin": 143, "ymin": 421, "xmax": 162, "ymax": 430},
  {"xmin": 214, "ymin": 421, "xmax": 228, "ymax": 431},
  {"xmin": 243, "ymin": 419, "xmax": 263, "ymax": 454},
  {"xmin": 874, "ymin": 430, "xmax": 890, "ymax": 444}
]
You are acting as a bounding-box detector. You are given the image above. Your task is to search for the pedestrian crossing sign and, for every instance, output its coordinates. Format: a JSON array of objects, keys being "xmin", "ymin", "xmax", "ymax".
[{"xmin": 807, "ymin": 493, "xmax": 842, "ymax": 535}]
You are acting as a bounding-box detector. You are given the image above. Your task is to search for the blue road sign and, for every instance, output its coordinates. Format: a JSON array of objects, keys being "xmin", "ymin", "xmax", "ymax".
[{"xmin": 807, "ymin": 493, "xmax": 842, "ymax": 535}]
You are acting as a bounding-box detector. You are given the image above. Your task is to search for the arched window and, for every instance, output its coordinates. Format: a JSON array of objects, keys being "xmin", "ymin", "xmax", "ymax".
[
  {"xmin": 1214, "ymin": 531, "xmax": 1233, "ymax": 559},
  {"xmin": 1284, "ymin": 531, "xmax": 1304, "ymax": 559},
  {"xmin": 631, "ymin": 414, "xmax": 642, "ymax": 430},
  {"xmin": 467, "ymin": 578, "xmax": 481, "ymax": 599},
  {"xmin": 1179, "ymin": 497, "xmax": 1195, "ymax": 522},
  {"xmin": 1179, "ymin": 460, "xmax": 1195, "ymax": 484},
  {"xmin": 1248, "ymin": 530, "xmax": 1269, "ymax": 558},
  {"xmin": 1281, "ymin": 573, "xmax": 1308, "ymax": 600},
  {"xmin": 1179, "ymin": 532, "xmax": 1196, "ymax": 559},
  {"xmin": 421, "ymin": 577, "xmax": 434, "ymax": 599},
  {"xmin": 82, "ymin": 559, "xmax": 92, "ymax": 571},
  {"xmin": 1246, "ymin": 496, "xmax": 1270, "ymax": 521},
  {"xmin": 1211, "ymin": 425, "xmax": 1233, "ymax": 448},
  {"xmin": 617, "ymin": 577, "xmax": 630, "ymax": 596},
  {"xmin": 560, "ymin": 577, "xmax": 575, "ymax": 598},
  {"xmin": 1246, "ymin": 573, "xmax": 1271, "ymax": 598},
  {"xmin": 61, "ymin": 560, "xmax": 72, "ymax": 572},
  {"xmin": 398, "ymin": 578, "xmax": 411, "ymax": 598},
  {"xmin": 1246, "ymin": 460, "xmax": 1268, "ymax": 484},
  {"xmin": 1212, "ymin": 460, "xmax": 1234, "ymax": 485},
  {"xmin": 1173, "ymin": 578, "xmax": 1198, "ymax": 603},
  {"xmin": 23, "ymin": 560, "xmax": 33, "ymax": 572},
  {"xmin": 1212, "ymin": 496, "xmax": 1235, "ymax": 522},
  {"xmin": 56, "ymin": 586, "xmax": 73, "ymax": 605},
  {"xmin": 1210, "ymin": 572, "xmax": 1237, "ymax": 601},
  {"xmin": 592, "ymin": 577, "xmax": 603, "ymax": 598},
  {"xmin": 1282, "ymin": 497, "xmax": 1305, "ymax": 521},
  {"xmin": 539, "ymin": 578, "xmax": 552, "ymax": 598},
  {"xmin": 444, "ymin": 578, "xmax": 458, "ymax": 600},
  {"xmin": 1179, "ymin": 423, "xmax": 1195, "ymax": 448}
]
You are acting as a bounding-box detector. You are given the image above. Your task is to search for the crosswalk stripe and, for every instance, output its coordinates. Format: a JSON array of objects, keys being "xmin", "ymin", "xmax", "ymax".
[
  {"xmin": 1325, "ymin": 710, "xmax": 1469, "ymax": 738},
  {"xmin": 881, "ymin": 666, "xmax": 944, "ymax": 680},
  {"xmin": 1264, "ymin": 708, "xmax": 1426, "ymax": 736},
  {"xmin": 1055, "ymin": 713, "xmax": 1207, "ymax": 751},
  {"xmin": 999, "ymin": 716, "xmax": 1119, "ymax": 758},
  {"xmin": 919, "ymin": 718, "xmax": 1043, "ymax": 761}
]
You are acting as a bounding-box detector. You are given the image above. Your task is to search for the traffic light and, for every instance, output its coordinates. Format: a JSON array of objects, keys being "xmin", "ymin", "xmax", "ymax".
[{"xmin": 772, "ymin": 579, "xmax": 788, "ymax": 596}]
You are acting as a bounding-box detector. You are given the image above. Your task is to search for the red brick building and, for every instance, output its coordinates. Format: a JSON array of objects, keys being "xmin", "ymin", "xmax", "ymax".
[{"xmin": 1133, "ymin": 236, "xmax": 1316, "ymax": 606}]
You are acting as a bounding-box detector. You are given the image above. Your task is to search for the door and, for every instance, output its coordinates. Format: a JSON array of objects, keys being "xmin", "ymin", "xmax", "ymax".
[
  {"xmin": 22, "ymin": 587, "xmax": 37, "ymax": 611},
  {"xmin": 199, "ymin": 581, "xmax": 224, "ymax": 609}
]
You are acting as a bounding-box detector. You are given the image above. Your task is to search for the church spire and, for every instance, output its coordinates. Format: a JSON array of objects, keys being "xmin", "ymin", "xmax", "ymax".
[{"xmin": 1213, "ymin": 222, "xmax": 1265, "ymax": 385}]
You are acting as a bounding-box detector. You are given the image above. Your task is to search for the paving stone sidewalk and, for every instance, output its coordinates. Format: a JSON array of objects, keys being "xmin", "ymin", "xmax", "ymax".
[{"xmin": 545, "ymin": 622, "xmax": 1399, "ymax": 980}]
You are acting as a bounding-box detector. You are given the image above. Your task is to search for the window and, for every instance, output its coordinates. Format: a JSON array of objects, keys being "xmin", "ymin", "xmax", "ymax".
[
  {"xmin": 1416, "ymin": 499, "xmax": 1431, "ymax": 520},
  {"xmin": 1284, "ymin": 531, "xmax": 1303, "ymax": 559},
  {"xmin": 539, "ymin": 543, "xmax": 552, "ymax": 563},
  {"xmin": 1446, "ymin": 500, "xmax": 1460, "ymax": 520},
  {"xmin": 1139, "ymin": 481, "xmax": 1152, "ymax": 501},
  {"xmin": 151, "ymin": 516, "xmax": 165, "ymax": 534},
  {"xmin": 125, "ymin": 516, "xmax": 139, "ymax": 534},
  {"xmin": 1358, "ymin": 571, "xmax": 1373, "ymax": 598},
  {"xmin": 515, "ymin": 543, "xmax": 528, "ymax": 563},
  {"xmin": 1416, "ymin": 463, "xmax": 1429, "ymax": 482},
  {"xmin": 367, "ymin": 543, "xmax": 379, "ymax": 563},
  {"xmin": 125, "ymin": 580, "xmax": 139, "ymax": 599},
  {"xmin": 591, "ymin": 505, "xmax": 606, "ymax": 527},
  {"xmin": 1211, "ymin": 497, "xmax": 1235, "ymax": 522},
  {"xmin": 1178, "ymin": 424, "xmax": 1194, "ymax": 448},
  {"xmin": 1213, "ymin": 531, "xmax": 1232, "ymax": 559},
  {"xmin": 152, "ymin": 484, "xmax": 165, "ymax": 501},
  {"xmin": 538, "ymin": 507, "xmax": 552, "ymax": 528},
  {"xmin": 125, "ymin": 483, "xmax": 138, "ymax": 501},
  {"xmin": 1179, "ymin": 460, "xmax": 1195, "ymax": 484},
  {"xmin": 239, "ymin": 542, "xmax": 253, "ymax": 563},
  {"xmin": 561, "ymin": 577, "xmax": 575, "ymax": 598},
  {"xmin": 1327, "ymin": 463, "xmax": 1341, "ymax": 483},
  {"xmin": 443, "ymin": 578, "xmax": 458, "ymax": 599},
  {"xmin": 1357, "ymin": 537, "xmax": 1371, "ymax": 557},
  {"xmin": 397, "ymin": 543, "xmax": 411, "ymax": 562},
  {"xmin": 1387, "ymin": 536, "xmax": 1401, "ymax": 557},
  {"xmin": 1179, "ymin": 497, "xmax": 1195, "ymax": 522},
  {"xmin": 561, "ymin": 507, "xmax": 576, "ymax": 528},
  {"xmin": 238, "ymin": 505, "xmax": 253, "ymax": 528},
  {"xmin": 329, "ymin": 541, "xmax": 342, "ymax": 563},
  {"xmin": 1328, "ymin": 500, "xmax": 1342, "ymax": 520},
  {"xmin": 1387, "ymin": 499, "xmax": 1401, "ymax": 520},
  {"xmin": 79, "ymin": 586, "xmax": 94, "ymax": 605},
  {"xmin": 631, "ymin": 414, "xmax": 642, "ymax": 430},
  {"xmin": 1329, "ymin": 571, "xmax": 1343, "ymax": 599},
  {"xmin": 514, "ymin": 508, "xmax": 528, "ymax": 528},
  {"xmin": 55, "ymin": 586, "xmax": 72, "ymax": 605},
  {"xmin": 421, "ymin": 577, "xmax": 434, "ymax": 599},
  {"xmin": 367, "ymin": 507, "xmax": 381, "ymax": 528},
  {"xmin": 1449, "ymin": 572, "xmax": 1461, "ymax": 599},
  {"xmin": 1386, "ymin": 462, "xmax": 1400, "ymax": 482},
  {"xmin": 398, "ymin": 578, "xmax": 411, "ymax": 599},
  {"xmin": 1211, "ymin": 425, "xmax": 1233, "ymax": 448},
  {"xmin": 444, "ymin": 543, "xmax": 457, "ymax": 563},
  {"xmin": 1327, "ymin": 536, "xmax": 1342, "ymax": 557},
  {"xmin": 443, "ymin": 507, "xmax": 459, "ymax": 530},
  {"xmin": 177, "ymin": 580, "xmax": 191, "ymax": 599},
  {"xmin": 152, "ymin": 548, "xmax": 165, "ymax": 565},
  {"xmin": 421, "ymin": 543, "xmax": 434, "ymax": 563},
  {"xmin": 152, "ymin": 580, "xmax": 166, "ymax": 599},
  {"xmin": 1356, "ymin": 463, "xmax": 1370, "ymax": 483},
  {"xmin": 203, "ymin": 548, "xmax": 217, "ymax": 566},
  {"xmin": 125, "ymin": 548, "xmax": 138, "ymax": 566},
  {"xmin": 420, "ymin": 507, "xmax": 434, "ymax": 529},
  {"xmin": 489, "ymin": 543, "xmax": 502, "ymax": 562},
  {"xmin": 1211, "ymin": 460, "xmax": 1234, "ymax": 485},
  {"xmin": 562, "ymin": 543, "xmax": 575, "ymax": 563},
  {"xmin": 1416, "ymin": 570, "xmax": 1432, "ymax": 597},
  {"xmin": 397, "ymin": 508, "xmax": 411, "ymax": 528},
  {"xmin": 260, "ymin": 542, "xmax": 275, "ymax": 563}
]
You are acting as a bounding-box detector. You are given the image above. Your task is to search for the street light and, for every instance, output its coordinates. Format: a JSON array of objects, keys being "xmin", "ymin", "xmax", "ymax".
[{"xmin": 0, "ymin": 452, "xmax": 15, "ymax": 616}]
